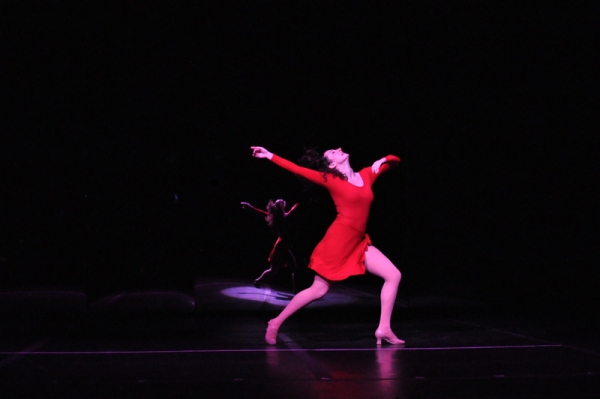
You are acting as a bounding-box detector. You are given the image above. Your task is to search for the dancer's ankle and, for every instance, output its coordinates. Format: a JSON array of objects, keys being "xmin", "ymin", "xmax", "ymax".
[
  {"xmin": 376, "ymin": 325, "xmax": 392, "ymax": 333},
  {"xmin": 268, "ymin": 319, "xmax": 282, "ymax": 329}
]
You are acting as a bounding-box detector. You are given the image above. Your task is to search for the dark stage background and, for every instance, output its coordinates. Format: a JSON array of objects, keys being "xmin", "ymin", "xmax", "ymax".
[{"xmin": 1, "ymin": 3, "xmax": 597, "ymax": 315}]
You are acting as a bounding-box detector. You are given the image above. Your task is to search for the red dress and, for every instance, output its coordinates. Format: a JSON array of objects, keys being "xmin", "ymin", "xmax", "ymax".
[{"xmin": 271, "ymin": 154, "xmax": 400, "ymax": 281}]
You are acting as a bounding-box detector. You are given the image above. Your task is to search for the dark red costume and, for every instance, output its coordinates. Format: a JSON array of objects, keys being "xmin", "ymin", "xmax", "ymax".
[{"xmin": 271, "ymin": 154, "xmax": 400, "ymax": 281}]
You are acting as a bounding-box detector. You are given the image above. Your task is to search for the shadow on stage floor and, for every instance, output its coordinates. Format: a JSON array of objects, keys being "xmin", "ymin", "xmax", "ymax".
[{"xmin": 0, "ymin": 278, "xmax": 599, "ymax": 398}]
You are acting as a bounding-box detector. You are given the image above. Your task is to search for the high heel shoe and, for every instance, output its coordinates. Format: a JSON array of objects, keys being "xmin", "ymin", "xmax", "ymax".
[
  {"xmin": 265, "ymin": 321, "xmax": 279, "ymax": 345},
  {"xmin": 375, "ymin": 329, "xmax": 405, "ymax": 345}
]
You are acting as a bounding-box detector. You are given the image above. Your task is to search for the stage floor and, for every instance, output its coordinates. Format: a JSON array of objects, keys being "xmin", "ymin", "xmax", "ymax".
[{"xmin": 1, "ymin": 279, "xmax": 599, "ymax": 398}]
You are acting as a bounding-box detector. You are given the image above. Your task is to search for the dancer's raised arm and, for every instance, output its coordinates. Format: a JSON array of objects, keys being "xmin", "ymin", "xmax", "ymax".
[
  {"xmin": 284, "ymin": 203, "xmax": 299, "ymax": 218},
  {"xmin": 371, "ymin": 155, "xmax": 401, "ymax": 174}
]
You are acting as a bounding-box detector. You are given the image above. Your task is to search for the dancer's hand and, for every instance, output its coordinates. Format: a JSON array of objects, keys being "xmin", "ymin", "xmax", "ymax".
[
  {"xmin": 251, "ymin": 146, "xmax": 273, "ymax": 160},
  {"xmin": 240, "ymin": 202, "xmax": 249, "ymax": 209},
  {"xmin": 371, "ymin": 158, "xmax": 386, "ymax": 173}
]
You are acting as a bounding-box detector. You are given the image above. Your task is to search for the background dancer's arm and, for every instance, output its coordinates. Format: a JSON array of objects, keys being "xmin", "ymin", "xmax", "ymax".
[
  {"xmin": 284, "ymin": 203, "xmax": 299, "ymax": 218},
  {"xmin": 240, "ymin": 202, "xmax": 268, "ymax": 215}
]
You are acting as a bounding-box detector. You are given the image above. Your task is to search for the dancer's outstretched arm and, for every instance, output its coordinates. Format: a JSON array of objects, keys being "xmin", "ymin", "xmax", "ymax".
[
  {"xmin": 240, "ymin": 202, "xmax": 268, "ymax": 215},
  {"xmin": 250, "ymin": 146, "xmax": 327, "ymax": 186}
]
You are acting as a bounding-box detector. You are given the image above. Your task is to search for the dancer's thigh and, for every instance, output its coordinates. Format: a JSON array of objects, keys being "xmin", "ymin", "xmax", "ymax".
[{"xmin": 364, "ymin": 246, "xmax": 400, "ymax": 280}]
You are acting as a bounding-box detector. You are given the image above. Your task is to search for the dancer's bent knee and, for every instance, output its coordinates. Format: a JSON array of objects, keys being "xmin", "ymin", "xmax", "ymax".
[
  {"xmin": 306, "ymin": 276, "xmax": 330, "ymax": 299},
  {"xmin": 390, "ymin": 268, "xmax": 402, "ymax": 284},
  {"xmin": 310, "ymin": 285, "xmax": 329, "ymax": 299}
]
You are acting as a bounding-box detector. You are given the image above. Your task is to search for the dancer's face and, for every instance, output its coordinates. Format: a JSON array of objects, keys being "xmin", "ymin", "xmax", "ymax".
[{"xmin": 324, "ymin": 148, "xmax": 349, "ymax": 168}]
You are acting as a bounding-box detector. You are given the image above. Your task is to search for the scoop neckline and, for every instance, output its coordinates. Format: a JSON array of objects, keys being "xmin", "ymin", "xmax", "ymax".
[{"xmin": 346, "ymin": 171, "xmax": 364, "ymax": 187}]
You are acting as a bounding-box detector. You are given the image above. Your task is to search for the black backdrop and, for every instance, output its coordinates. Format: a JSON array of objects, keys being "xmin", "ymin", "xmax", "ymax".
[{"xmin": 1, "ymin": 3, "xmax": 597, "ymax": 313}]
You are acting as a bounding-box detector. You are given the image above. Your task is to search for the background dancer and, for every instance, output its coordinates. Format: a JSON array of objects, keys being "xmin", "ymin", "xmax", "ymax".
[{"xmin": 241, "ymin": 199, "xmax": 300, "ymax": 292}]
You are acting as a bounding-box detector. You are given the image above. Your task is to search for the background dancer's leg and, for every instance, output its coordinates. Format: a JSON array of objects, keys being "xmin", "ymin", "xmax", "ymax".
[
  {"xmin": 254, "ymin": 267, "xmax": 271, "ymax": 287},
  {"xmin": 287, "ymin": 248, "xmax": 297, "ymax": 293}
]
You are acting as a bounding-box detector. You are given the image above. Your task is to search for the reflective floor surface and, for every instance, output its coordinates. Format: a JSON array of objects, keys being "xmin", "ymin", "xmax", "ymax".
[{"xmin": 1, "ymin": 279, "xmax": 599, "ymax": 398}]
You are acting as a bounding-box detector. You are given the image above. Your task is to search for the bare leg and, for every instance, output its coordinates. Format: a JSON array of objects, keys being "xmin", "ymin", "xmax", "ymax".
[
  {"xmin": 254, "ymin": 266, "xmax": 277, "ymax": 287},
  {"xmin": 265, "ymin": 274, "xmax": 330, "ymax": 344},
  {"xmin": 269, "ymin": 274, "xmax": 330, "ymax": 328},
  {"xmin": 256, "ymin": 237, "xmax": 283, "ymax": 287},
  {"xmin": 364, "ymin": 245, "xmax": 403, "ymax": 342}
]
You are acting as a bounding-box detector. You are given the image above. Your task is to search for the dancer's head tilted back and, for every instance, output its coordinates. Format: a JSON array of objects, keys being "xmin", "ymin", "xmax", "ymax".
[{"xmin": 299, "ymin": 148, "xmax": 347, "ymax": 180}]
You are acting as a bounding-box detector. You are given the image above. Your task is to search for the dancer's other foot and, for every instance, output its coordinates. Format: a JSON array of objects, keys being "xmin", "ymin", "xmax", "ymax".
[
  {"xmin": 375, "ymin": 329, "xmax": 405, "ymax": 345},
  {"xmin": 265, "ymin": 321, "xmax": 279, "ymax": 345}
]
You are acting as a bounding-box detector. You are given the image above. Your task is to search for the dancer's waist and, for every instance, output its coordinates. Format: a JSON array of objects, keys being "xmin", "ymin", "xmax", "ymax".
[{"xmin": 333, "ymin": 217, "xmax": 367, "ymax": 234}]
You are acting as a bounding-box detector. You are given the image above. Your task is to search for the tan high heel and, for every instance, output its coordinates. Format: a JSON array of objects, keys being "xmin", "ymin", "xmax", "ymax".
[
  {"xmin": 375, "ymin": 329, "xmax": 405, "ymax": 345},
  {"xmin": 265, "ymin": 321, "xmax": 279, "ymax": 345}
]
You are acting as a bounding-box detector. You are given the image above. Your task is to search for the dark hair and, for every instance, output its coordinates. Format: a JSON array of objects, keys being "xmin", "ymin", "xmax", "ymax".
[
  {"xmin": 295, "ymin": 148, "xmax": 346, "ymax": 203},
  {"xmin": 265, "ymin": 199, "xmax": 286, "ymax": 232},
  {"xmin": 298, "ymin": 148, "xmax": 347, "ymax": 181}
]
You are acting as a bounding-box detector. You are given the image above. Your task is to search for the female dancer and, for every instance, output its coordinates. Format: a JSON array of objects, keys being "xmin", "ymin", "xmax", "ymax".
[
  {"xmin": 240, "ymin": 199, "xmax": 299, "ymax": 291},
  {"xmin": 250, "ymin": 146, "xmax": 404, "ymax": 345}
]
